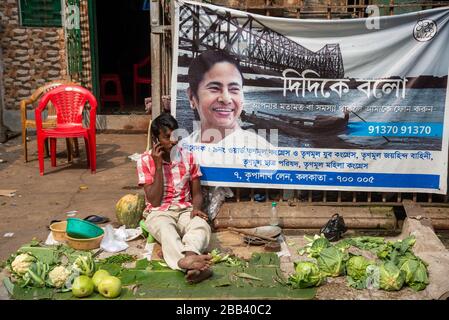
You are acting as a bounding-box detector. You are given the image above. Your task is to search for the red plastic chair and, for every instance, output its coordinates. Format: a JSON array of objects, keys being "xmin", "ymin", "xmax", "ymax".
[
  {"xmin": 100, "ymin": 74, "xmax": 125, "ymax": 111},
  {"xmin": 133, "ymin": 57, "xmax": 151, "ymax": 106},
  {"xmin": 35, "ymin": 85, "xmax": 97, "ymax": 176}
]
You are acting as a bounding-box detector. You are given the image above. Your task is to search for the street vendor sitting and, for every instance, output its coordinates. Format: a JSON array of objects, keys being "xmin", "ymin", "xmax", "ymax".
[{"xmin": 136, "ymin": 113, "xmax": 212, "ymax": 283}]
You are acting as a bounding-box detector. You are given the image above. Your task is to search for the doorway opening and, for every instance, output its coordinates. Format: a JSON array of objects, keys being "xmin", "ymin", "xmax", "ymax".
[{"xmin": 94, "ymin": 0, "xmax": 150, "ymax": 115}]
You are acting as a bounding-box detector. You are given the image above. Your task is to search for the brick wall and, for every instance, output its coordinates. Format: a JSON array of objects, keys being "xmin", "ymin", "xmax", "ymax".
[{"xmin": 0, "ymin": 0, "xmax": 67, "ymax": 110}]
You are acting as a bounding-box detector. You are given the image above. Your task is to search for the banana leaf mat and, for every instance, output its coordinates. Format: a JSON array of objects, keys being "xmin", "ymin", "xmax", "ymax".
[{"xmin": 3, "ymin": 253, "xmax": 316, "ymax": 300}]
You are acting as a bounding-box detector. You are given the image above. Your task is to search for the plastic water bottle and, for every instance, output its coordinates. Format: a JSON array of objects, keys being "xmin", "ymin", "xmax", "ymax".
[{"xmin": 270, "ymin": 202, "xmax": 279, "ymax": 226}]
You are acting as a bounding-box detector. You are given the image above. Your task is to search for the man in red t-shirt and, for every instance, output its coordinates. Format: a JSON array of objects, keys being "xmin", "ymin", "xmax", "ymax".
[{"xmin": 137, "ymin": 113, "xmax": 212, "ymax": 283}]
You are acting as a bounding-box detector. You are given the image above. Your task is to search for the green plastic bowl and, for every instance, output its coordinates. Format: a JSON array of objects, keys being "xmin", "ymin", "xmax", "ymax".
[{"xmin": 66, "ymin": 218, "xmax": 104, "ymax": 239}]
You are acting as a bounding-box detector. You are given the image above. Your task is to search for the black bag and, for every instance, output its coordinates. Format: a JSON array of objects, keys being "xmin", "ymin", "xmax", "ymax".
[{"xmin": 320, "ymin": 213, "xmax": 347, "ymax": 242}]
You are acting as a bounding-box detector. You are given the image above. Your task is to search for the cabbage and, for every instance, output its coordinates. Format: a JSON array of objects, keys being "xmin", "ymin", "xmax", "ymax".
[
  {"xmin": 288, "ymin": 261, "xmax": 324, "ymax": 288},
  {"xmin": 308, "ymin": 237, "xmax": 331, "ymax": 258},
  {"xmin": 346, "ymin": 255, "xmax": 373, "ymax": 289},
  {"xmin": 379, "ymin": 262, "xmax": 405, "ymax": 291},
  {"xmin": 399, "ymin": 258, "xmax": 429, "ymax": 291},
  {"xmin": 316, "ymin": 246, "xmax": 346, "ymax": 277},
  {"xmin": 72, "ymin": 254, "xmax": 95, "ymax": 277},
  {"xmin": 347, "ymin": 256, "xmax": 372, "ymax": 280}
]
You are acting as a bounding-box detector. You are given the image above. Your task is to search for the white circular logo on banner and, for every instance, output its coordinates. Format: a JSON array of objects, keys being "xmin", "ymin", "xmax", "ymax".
[{"xmin": 413, "ymin": 19, "xmax": 437, "ymax": 42}]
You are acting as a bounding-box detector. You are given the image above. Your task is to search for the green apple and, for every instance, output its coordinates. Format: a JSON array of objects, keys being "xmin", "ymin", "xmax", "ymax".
[
  {"xmin": 72, "ymin": 275, "xmax": 94, "ymax": 298},
  {"xmin": 98, "ymin": 275, "xmax": 122, "ymax": 298},
  {"xmin": 92, "ymin": 269, "xmax": 110, "ymax": 292}
]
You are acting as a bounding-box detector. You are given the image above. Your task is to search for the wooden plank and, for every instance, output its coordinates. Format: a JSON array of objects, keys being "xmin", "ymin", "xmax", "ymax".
[
  {"xmin": 150, "ymin": 0, "xmax": 161, "ymax": 120},
  {"xmin": 423, "ymin": 207, "xmax": 449, "ymax": 230},
  {"xmin": 228, "ymin": 227, "xmax": 277, "ymax": 242},
  {"xmin": 402, "ymin": 199, "xmax": 434, "ymax": 230},
  {"xmin": 214, "ymin": 202, "xmax": 397, "ymax": 229}
]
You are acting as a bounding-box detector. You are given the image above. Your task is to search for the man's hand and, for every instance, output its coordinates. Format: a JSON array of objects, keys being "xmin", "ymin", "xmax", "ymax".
[
  {"xmin": 191, "ymin": 209, "xmax": 209, "ymax": 221},
  {"xmin": 152, "ymin": 142, "xmax": 163, "ymax": 168}
]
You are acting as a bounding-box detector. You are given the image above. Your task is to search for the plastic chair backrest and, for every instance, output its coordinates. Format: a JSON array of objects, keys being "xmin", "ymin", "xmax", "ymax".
[
  {"xmin": 30, "ymin": 80, "xmax": 78, "ymax": 118},
  {"xmin": 137, "ymin": 56, "xmax": 150, "ymax": 69},
  {"xmin": 36, "ymin": 85, "xmax": 97, "ymax": 130},
  {"xmin": 135, "ymin": 57, "xmax": 151, "ymax": 81}
]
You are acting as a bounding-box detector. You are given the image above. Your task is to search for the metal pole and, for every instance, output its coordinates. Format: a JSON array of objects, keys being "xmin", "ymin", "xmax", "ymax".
[{"xmin": 150, "ymin": 0, "xmax": 161, "ymax": 120}]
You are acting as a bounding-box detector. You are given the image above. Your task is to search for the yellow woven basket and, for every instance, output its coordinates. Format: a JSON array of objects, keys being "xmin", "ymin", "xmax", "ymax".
[
  {"xmin": 66, "ymin": 234, "xmax": 104, "ymax": 250},
  {"xmin": 49, "ymin": 221, "xmax": 67, "ymax": 242}
]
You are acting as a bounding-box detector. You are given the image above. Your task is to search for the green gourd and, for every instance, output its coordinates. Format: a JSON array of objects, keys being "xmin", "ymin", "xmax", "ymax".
[{"xmin": 115, "ymin": 194, "xmax": 145, "ymax": 228}]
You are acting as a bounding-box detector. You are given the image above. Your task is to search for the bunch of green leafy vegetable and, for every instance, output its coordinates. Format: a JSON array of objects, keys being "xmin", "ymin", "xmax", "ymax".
[
  {"xmin": 292, "ymin": 234, "xmax": 429, "ymax": 292},
  {"xmin": 298, "ymin": 234, "xmax": 331, "ymax": 258},
  {"xmin": 99, "ymin": 253, "xmax": 137, "ymax": 265},
  {"xmin": 345, "ymin": 236, "xmax": 386, "ymax": 251},
  {"xmin": 375, "ymin": 236, "xmax": 417, "ymax": 264},
  {"xmin": 5, "ymin": 242, "xmax": 98, "ymax": 292},
  {"xmin": 210, "ymin": 249, "xmax": 247, "ymax": 267}
]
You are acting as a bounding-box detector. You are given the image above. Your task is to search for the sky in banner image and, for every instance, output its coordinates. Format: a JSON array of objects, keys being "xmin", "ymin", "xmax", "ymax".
[{"xmin": 170, "ymin": 0, "xmax": 449, "ymax": 194}]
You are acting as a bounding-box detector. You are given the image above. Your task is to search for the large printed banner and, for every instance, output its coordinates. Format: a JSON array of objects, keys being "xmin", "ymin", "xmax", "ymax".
[{"xmin": 171, "ymin": 0, "xmax": 449, "ymax": 193}]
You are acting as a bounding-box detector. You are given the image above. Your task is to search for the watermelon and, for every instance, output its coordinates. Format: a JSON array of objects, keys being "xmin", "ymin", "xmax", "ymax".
[{"xmin": 115, "ymin": 194, "xmax": 146, "ymax": 228}]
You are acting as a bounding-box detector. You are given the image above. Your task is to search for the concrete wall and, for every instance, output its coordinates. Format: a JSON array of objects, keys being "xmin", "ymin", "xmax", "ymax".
[{"xmin": 0, "ymin": 0, "xmax": 67, "ymax": 130}]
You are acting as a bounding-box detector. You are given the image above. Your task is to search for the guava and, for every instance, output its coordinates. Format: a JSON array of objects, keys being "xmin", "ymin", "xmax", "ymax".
[
  {"xmin": 98, "ymin": 276, "xmax": 122, "ymax": 298},
  {"xmin": 92, "ymin": 269, "xmax": 110, "ymax": 292},
  {"xmin": 72, "ymin": 275, "xmax": 94, "ymax": 298}
]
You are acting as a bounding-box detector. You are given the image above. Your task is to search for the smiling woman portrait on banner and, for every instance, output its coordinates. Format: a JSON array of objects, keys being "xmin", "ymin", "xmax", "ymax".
[{"xmin": 180, "ymin": 49, "xmax": 273, "ymax": 149}]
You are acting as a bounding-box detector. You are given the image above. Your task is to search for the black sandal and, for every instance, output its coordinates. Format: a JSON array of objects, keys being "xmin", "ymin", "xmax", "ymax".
[
  {"xmin": 83, "ymin": 215, "xmax": 110, "ymax": 224},
  {"xmin": 47, "ymin": 219, "xmax": 62, "ymax": 230}
]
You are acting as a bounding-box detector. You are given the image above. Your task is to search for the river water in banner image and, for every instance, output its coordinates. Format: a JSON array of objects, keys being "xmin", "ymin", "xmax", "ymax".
[{"xmin": 176, "ymin": 88, "xmax": 446, "ymax": 150}]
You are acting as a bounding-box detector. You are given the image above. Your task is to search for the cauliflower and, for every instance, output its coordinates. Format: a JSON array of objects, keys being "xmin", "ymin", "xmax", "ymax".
[
  {"xmin": 72, "ymin": 254, "xmax": 95, "ymax": 277},
  {"xmin": 11, "ymin": 253, "xmax": 36, "ymax": 275},
  {"xmin": 48, "ymin": 266, "xmax": 71, "ymax": 288}
]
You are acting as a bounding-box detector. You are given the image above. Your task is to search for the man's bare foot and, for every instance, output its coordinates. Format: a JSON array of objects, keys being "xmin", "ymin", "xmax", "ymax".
[
  {"xmin": 155, "ymin": 247, "xmax": 164, "ymax": 259},
  {"xmin": 185, "ymin": 268, "xmax": 213, "ymax": 284},
  {"xmin": 178, "ymin": 254, "xmax": 211, "ymax": 271}
]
